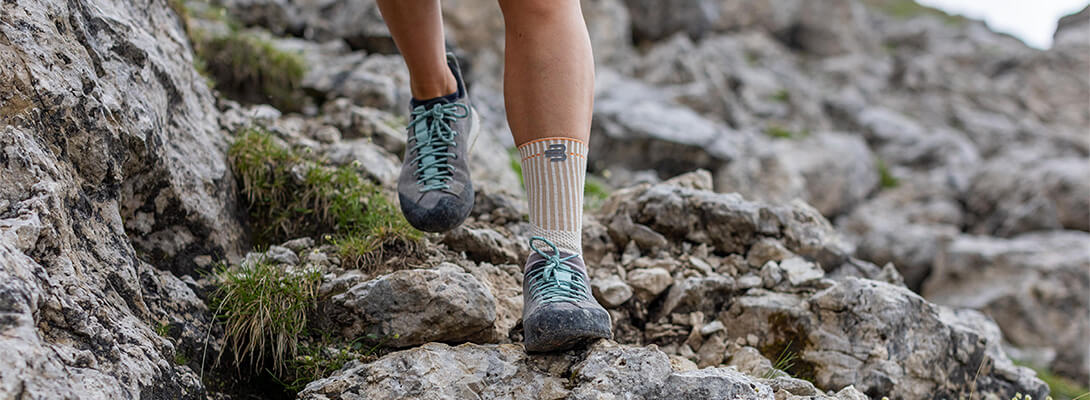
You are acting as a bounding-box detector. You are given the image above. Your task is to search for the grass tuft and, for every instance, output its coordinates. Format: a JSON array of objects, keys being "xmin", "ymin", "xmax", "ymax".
[
  {"xmin": 763, "ymin": 340, "xmax": 800, "ymax": 379},
  {"xmin": 228, "ymin": 127, "xmax": 420, "ymax": 269},
  {"xmin": 876, "ymin": 158, "xmax": 900, "ymax": 189},
  {"xmin": 197, "ymin": 34, "xmax": 306, "ymax": 112},
  {"xmin": 212, "ymin": 255, "xmax": 321, "ymax": 375},
  {"xmin": 175, "ymin": 0, "xmax": 304, "ymax": 110},
  {"xmin": 1013, "ymin": 361, "xmax": 1089, "ymax": 400}
]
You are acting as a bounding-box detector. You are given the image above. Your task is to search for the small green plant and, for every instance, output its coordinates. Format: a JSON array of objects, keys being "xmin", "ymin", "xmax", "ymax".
[
  {"xmin": 763, "ymin": 340, "xmax": 800, "ymax": 379},
  {"xmin": 156, "ymin": 322, "xmax": 171, "ymax": 337},
  {"xmin": 764, "ymin": 125, "xmax": 807, "ymax": 140},
  {"xmin": 1013, "ymin": 361, "xmax": 1089, "ymax": 400},
  {"xmin": 584, "ymin": 175, "xmax": 611, "ymax": 210},
  {"xmin": 174, "ymin": 351, "xmax": 189, "ymax": 366},
  {"xmin": 770, "ymin": 90, "xmax": 791, "ymax": 103},
  {"xmin": 273, "ymin": 332, "xmax": 393, "ymax": 392},
  {"xmin": 877, "ymin": 159, "xmax": 900, "ymax": 189},
  {"xmin": 212, "ymin": 255, "xmax": 322, "ymax": 374},
  {"xmin": 228, "ymin": 127, "xmax": 420, "ymax": 268}
]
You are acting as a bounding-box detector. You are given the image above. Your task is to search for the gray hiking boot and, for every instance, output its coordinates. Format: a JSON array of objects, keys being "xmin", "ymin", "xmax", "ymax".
[
  {"xmin": 522, "ymin": 237, "xmax": 612, "ymax": 352},
  {"xmin": 397, "ymin": 53, "xmax": 480, "ymax": 233}
]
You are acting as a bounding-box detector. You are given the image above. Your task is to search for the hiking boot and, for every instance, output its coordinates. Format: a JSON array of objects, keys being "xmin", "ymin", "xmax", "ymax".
[
  {"xmin": 397, "ymin": 53, "xmax": 480, "ymax": 233},
  {"xmin": 522, "ymin": 237, "xmax": 612, "ymax": 352}
]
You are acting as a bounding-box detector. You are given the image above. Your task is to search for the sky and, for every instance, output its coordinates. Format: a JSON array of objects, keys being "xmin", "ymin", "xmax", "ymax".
[{"xmin": 917, "ymin": 0, "xmax": 1089, "ymax": 48}]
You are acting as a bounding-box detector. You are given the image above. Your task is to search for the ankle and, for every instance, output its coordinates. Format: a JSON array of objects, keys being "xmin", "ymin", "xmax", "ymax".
[{"xmin": 410, "ymin": 71, "xmax": 458, "ymax": 100}]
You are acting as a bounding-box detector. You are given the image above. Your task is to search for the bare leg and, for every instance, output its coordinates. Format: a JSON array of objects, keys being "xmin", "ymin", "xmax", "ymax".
[
  {"xmin": 376, "ymin": 0, "xmax": 457, "ymax": 100},
  {"xmin": 498, "ymin": 0, "xmax": 594, "ymax": 144}
]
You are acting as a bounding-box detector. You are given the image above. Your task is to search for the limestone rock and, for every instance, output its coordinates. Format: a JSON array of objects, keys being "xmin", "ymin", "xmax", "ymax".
[
  {"xmin": 592, "ymin": 276, "xmax": 635, "ymax": 308},
  {"xmin": 626, "ymin": 267, "xmax": 674, "ymax": 302},
  {"xmin": 724, "ymin": 278, "xmax": 1049, "ymax": 399},
  {"xmin": 328, "ymin": 265, "xmax": 498, "ymax": 347},
  {"xmin": 924, "ymin": 231, "xmax": 1090, "ymax": 382},
  {"xmin": 0, "ymin": 0, "xmax": 242, "ymax": 396},
  {"xmin": 301, "ymin": 340, "xmax": 774, "ymax": 399}
]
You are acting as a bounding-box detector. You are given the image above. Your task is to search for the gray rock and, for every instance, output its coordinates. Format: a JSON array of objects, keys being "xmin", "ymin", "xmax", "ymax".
[
  {"xmin": 966, "ymin": 156, "xmax": 1090, "ymax": 236},
  {"xmin": 441, "ymin": 226, "xmax": 522, "ymax": 266},
  {"xmin": 590, "ymin": 71, "xmax": 756, "ymax": 178},
  {"xmin": 324, "ymin": 138, "xmax": 401, "ymax": 185},
  {"xmin": 301, "ymin": 340, "xmax": 773, "ymax": 400},
  {"xmin": 592, "ymin": 276, "xmax": 635, "ymax": 308},
  {"xmin": 328, "ymin": 265, "xmax": 498, "ymax": 347},
  {"xmin": 600, "ymin": 181, "xmax": 852, "ymax": 266},
  {"xmin": 923, "ymin": 231, "xmax": 1090, "ymax": 382},
  {"xmin": 265, "ymin": 245, "xmax": 300, "ymax": 265},
  {"xmin": 221, "ymin": 0, "xmax": 393, "ymax": 52},
  {"xmin": 723, "ymin": 278, "xmax": 1049, "ymax": 399},
  {"xmin": 779, "ymin": 257, "xmax": 824, "ymax": 286},
  {"xmin": 626, "ymin": 267, "xmax": 674, "ymax": 302},
  {"xmin": 772, "ymin": 132, "xmax": 879, "ymax": 217},
  {"xmin": 0, "ymin": 0, "xmax": 244, "ymax": 396}
]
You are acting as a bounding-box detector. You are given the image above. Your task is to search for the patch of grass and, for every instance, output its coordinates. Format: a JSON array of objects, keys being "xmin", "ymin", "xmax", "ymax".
[
  {"xmin": 273, "ymin": 332, "xmax": 392, "ymax": 392},
  {"xmin": 763, "ymin": 340, "xmax": 800, "ymax": 379},
  {"xmin": 174, "ymin": 351, "xmax": 189, "ymax": 366},
  {"xmin": 764, "ymin": 125, "xmax": 808, "ymax": 140},
  {"xmin": 1014, "ymin": 361, "xmax": 1089, "ymax": 400},
  {"xmin": 862, "ymin": 0, "xmax": 968, "ymax": 25},
  {"xmin": 228, "ymin": 127, "xmax": 420, "ymax": 268},
  {"xmin": 212, "ymin": 255, "xmax": 322, "ymax": 375},
  {"xmin": 156, "ymin": 322, "xmax": 171, "ymax": 337},
  {"xmin": 584, "ymin": 175, "xmax": 611, "ymax": 211},
  {"xmin": 769, "ymin": 90, "xmax": 791, "ymax": 103},
  {"xmin": 197, "ymin": 34, "xmax": 306, "ymax": 112},
  {"xmin": 876, "ymin": 158, "xmax": 900, "ymax": 189}
]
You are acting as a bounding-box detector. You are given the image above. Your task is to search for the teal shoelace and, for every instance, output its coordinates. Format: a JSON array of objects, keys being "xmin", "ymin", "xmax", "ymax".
[
  {"xmin": 408, "ymin": 102, "xmax": 469, "ymax": 192},
  {"xmin": 526, "ymin": 237, "xmax": 589, "ymax": 304}
]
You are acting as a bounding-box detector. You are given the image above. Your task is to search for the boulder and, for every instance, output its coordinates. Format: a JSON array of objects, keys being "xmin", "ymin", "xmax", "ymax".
[
  {"xmin": 723, "ymin": 278, "xmax": 1049, "ymax": 399},
  {"xmin": 328, "ymin": 264, "xmax": 498, "ymax": 347},
  {"xmin": 923, "ymin": 231, "xmax": 1090, "ymax": 383}
]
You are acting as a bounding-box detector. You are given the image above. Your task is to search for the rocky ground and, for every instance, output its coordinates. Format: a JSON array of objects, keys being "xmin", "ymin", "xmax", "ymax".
[{"xmin": 1, "ymin": 0, "xmax": 1087, "ymax": 399}]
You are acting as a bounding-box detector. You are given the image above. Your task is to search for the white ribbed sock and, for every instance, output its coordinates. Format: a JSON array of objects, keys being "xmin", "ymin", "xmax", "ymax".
[{"xmin": 518, "ymin": 137, "xmax": 587, "ymax": 255}]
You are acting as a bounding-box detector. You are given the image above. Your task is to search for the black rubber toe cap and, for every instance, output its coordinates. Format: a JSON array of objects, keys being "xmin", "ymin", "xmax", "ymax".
[
  {"xmin": 398, "ymin": 191, "xmax": 474, "ymax": 233},
  {"xmin": 524, "ymin": 303, "xmax": 612, "ymax": 353}
]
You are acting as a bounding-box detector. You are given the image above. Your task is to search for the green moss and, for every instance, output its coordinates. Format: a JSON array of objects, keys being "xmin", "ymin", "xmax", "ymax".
[
  {"xmin": 197, "ymin": 33, "xmax": 306, "ymax": 111},
  {"xmin": 1013, "ymin": 361, "xmax": 1089, "ymax": 400},
  {"xmin": 274, "ymin": 333, "xmax": 392, "ymax": 393},
  {"xmin": 228, "ymin": 127, "xmax": 420, "ymax": 269},
  {"xmin": 764, "ymin": 125, "xmax": 808, "ymax": 140},
  {"xmin": 212, "ymin": 255, "xmax": 322, "ymax": 374},
  {"xmin": 770, "ymin": 90, "xmax": 791, "ymax": 103},
  {"xmin": 877, "ymin": 159, "xmax": 900, "ymax": 189},
  {"xmin": 174, "ymin": 351, "xmax": 189, "ymax": 366},
  {"xmin": 155, "ymin": 322, "xmax": 171, "ymax": 337},
  {"xmin": 863, "ymin": 0, "xmax": 968, "ymax": 25}
]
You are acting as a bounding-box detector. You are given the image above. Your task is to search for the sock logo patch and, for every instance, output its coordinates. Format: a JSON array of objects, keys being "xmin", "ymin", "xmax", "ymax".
[{"xmin": 545, "ymin": 143, "xmax": 567, "ymax": 162}]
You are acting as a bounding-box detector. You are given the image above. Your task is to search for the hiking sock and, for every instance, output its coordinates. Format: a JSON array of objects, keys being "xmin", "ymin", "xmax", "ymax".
[{"xmin": 517, "ymin": 137, "xmax": 588, "ymax": 255}]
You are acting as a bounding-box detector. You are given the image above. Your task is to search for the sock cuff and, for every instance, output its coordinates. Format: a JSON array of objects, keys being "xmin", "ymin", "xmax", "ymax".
[{"xmin": 517, "ymin": 137, "xmax": 588, "ymax": 160}]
